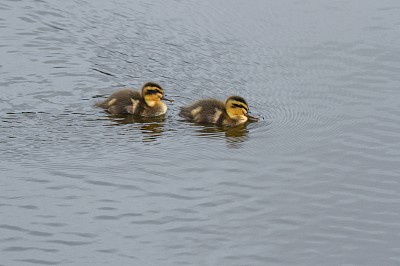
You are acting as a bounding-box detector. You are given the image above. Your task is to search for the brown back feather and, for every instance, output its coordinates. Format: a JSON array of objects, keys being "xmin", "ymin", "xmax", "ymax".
[{"xmin": 179, "ymin": 99, "xmax": 226, "ymax": 123}]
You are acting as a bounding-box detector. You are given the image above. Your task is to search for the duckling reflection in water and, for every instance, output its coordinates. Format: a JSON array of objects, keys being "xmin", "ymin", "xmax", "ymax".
[
  {"xmin": 96, "ymin": 82, "xmax": 173, "ymax": 116},
  {"xmin": 105, "ymin": 114, "xmax": 166, "ymax": 142},
  {"xmin": 179, "ymin": 96, "xmax": 258, "ymax": 127},
  {"xmin": 195, "ymin": 123, "xmax": 249, "ymax": 147}
]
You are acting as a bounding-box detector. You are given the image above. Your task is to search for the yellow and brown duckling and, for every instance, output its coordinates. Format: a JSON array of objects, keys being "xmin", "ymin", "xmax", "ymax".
[
  {"xmin": 179, "ymin": 96, "xmax": 258, "ymax": 127},
  {"xmin": 96, "ymin": 82, "xmax": 173, "ymax": 116}
]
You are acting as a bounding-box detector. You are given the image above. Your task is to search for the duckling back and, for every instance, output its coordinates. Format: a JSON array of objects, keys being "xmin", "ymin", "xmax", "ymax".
[
  {"xmin": 96, "ymin": 89, "xmax": 142, "ymax": 115},
  {"xmin": 179, "ymin": 99, "xmax": 227, "ymax": 124}
]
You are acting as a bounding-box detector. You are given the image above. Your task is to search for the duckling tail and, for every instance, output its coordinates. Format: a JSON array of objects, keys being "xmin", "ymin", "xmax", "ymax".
[
  {"xmin": 95, "ymin": 99, "xmax": 108, "ymax": 109},
  {"xmin": 179, "ymin": 107, "xmax": 193, "ymax": 120}
]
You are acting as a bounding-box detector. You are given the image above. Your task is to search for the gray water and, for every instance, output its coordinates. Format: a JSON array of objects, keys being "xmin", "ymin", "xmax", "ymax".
[{"xmin": 1, "ymin": 0, "xmax": 400, "ymax": 265}]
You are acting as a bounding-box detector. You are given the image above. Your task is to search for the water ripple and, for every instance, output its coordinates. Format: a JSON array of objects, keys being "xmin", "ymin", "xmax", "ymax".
[
  {"xmin": 1, "ymin": 1, "xmax": 400, "ymax": 266},
  {"xmin": 14, "ymin": 259, "xmax": 62, "ymax": 266}
]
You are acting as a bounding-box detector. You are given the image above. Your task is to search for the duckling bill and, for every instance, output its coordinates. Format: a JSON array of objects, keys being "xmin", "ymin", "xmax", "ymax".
[
  {"xmin": 96, "ymin": 82, "xmax": 173, "ymax": 117},
  {"xmin": 179, "ymin": 96, "xmax": 258, "ymax": 127}
]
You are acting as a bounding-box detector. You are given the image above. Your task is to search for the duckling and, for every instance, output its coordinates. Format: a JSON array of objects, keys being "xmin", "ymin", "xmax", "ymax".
[
  {"xmin": 179, "ymin": 96, "xmax": 258, "ymax": 127},
  {"xmin": 96, "ymin": 82, "xmax": 173, "ymax": 116}
]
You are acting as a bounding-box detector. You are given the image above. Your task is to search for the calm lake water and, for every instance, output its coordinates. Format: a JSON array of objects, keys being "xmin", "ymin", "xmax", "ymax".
[{"xmin": 1, "ymin": 0, "xmax": 400, "ymax": 265}]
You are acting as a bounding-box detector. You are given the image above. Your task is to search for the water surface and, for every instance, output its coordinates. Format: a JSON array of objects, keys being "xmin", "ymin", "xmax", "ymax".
[{"xmin": 1, "ymin": 0, "xmax": 400, "ymax": 265}]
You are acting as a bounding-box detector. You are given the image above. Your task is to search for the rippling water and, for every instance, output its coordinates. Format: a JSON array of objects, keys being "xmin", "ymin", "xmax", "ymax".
[{"xmin": 1, "ymin": 0, "xmax": 400, "ymax": 265}]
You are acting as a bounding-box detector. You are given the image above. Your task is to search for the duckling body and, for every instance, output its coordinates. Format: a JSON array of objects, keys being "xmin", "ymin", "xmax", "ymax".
[
  {"xmin": 179, "ymin": 96, "xmax": 258, "ymax": 127},
  {"xmin": 96, "ymin": 82, "xmax": 172, "ymax": 117}
]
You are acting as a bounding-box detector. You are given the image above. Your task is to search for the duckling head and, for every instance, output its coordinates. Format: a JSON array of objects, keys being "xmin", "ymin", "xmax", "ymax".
[
  {"xmin": 142, "ymin": 82, "xmax": 173, "ymax": 107},
  {"xmin": 225, "ymin": 96, "xmax": 258, "ymax": 123}
]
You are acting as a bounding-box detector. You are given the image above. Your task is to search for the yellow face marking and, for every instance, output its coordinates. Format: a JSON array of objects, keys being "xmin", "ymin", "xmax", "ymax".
[
  {"xmin": 144, "ymin": 86, "xmax": 164, "ymax": 106},
  {"xmin": 226, "ymin": 100, "xmax": 249, "ymax": 123},
  {"xmin": 144, "ymin": 86, "xmax": 164, "ymax": 96},
  {"xmin": 108, "ymin": 98, "xmax": 117, "ymax": 107},
  {"xmin": 229, "ymin": 100, "xmax": 248, "ymax": 112},
  {"xmin": 144, "ymin": 94, "xmax": 163, "ymax": 106}
]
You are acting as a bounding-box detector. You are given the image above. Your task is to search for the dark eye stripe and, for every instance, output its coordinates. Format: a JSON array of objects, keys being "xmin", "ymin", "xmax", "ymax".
[
  {"xmin": 146, "ymin": 89, "xmax": 163, "ymax": 94},
  {"xmin": 232, "ymin": 103, "xmax": 248, "ymax": 111}
]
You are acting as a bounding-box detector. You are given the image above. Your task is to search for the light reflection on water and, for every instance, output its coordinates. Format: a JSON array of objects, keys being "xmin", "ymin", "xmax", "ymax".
[{"xmin": 1, "ymin": 0, "xmax": 400, "ymax": 265}]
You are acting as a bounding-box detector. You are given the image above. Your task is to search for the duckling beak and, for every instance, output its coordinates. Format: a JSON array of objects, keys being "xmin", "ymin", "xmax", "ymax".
[
  {"xmin": 162, "ymin": 96, "xmax": 174, "ymax": 102},
  {"xmin": 246, "ymin": 113, "xmax": 259, "ymax": 121}
]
